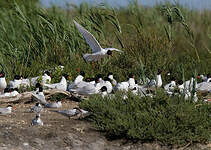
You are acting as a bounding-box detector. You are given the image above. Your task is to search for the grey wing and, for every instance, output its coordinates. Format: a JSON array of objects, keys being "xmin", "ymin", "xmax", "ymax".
[
  {"xmin": 45, "ymin": 103, "xmax": 55, "ymax": 108},
  {"xmin": 74, "ymin": 20, "xmax": 102, "ymax": 53},
  {"xmin": 0, "ymin": 108, "xmax": 6, "ymax": 114},
  {"xmin": 83, "ymin": 53, "xmax": 106, "ymax": 62},
  {"xmin": 58, "ymin": 110, "xmax": 77, "ymax": 117}
]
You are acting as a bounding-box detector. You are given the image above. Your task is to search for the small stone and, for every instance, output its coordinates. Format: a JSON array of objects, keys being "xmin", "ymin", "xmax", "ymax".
[{"xmin": 23, "ymin": 142, "xmax": 29, "ymax": 146}]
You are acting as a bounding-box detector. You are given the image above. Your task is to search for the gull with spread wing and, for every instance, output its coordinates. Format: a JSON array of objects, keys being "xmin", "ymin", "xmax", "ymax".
[{"xmin": 73, "ymin": 20, "xmax": 123, "ymax": 62}]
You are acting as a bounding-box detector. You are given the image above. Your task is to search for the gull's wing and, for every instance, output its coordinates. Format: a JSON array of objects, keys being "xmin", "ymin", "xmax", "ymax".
[
  {"xmin": 105, "ymin": 48, "xmax": 123, "ymax": 52},
  {"xmin": 83, "ymin": 53, "xmax": 106, "ymax": 62},
  {"xmin": 73, "ymin": 20, "xmax": 102, "ymax": 53}
]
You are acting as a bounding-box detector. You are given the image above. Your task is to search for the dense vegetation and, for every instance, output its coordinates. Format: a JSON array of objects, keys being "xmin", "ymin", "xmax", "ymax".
[
  {"xmin": 0, "ymin": 0, "xmax": 210, "ymax": 147},
  {"xmin": 80, "ymin": 90, "xmax": 211, "ymax": 147}
]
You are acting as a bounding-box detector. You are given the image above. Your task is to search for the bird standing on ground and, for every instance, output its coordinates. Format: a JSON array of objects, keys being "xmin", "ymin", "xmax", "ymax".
[
  {"xmin": 32, "ymin": 87, "xmax": 47, "ymax": 104},
  {"xmin": 31, "ymin": 113, "xmax": 43, "ymax": 126},
  {"xmin": 30, "ymin": 103, "xmax": 43, "ymax": 113},
  {"xmin": 73, "ymin": 20, "xmax": 123, "ymax": 62}
]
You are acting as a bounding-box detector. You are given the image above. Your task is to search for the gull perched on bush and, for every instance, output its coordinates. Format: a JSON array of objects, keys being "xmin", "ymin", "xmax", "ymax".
[{"xmin": 73, "ymin": 20, "xmax": 123, "ymax": 62}]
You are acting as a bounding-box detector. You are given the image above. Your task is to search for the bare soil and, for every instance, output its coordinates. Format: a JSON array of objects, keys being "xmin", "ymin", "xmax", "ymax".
[{"xmin": 0, "ymin": 98, "xmax": 210, "ymax": 150}]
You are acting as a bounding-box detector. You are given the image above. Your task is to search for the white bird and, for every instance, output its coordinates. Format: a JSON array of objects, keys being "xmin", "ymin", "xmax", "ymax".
[
  {"xmin": 74, "ymin": 83, "xmax": 99, "ymax": 96},
  {"xmin": 73, "ymin": 20, "xmax": 123, "ymax": 62},
  {"xmin": 68, "ymin": 71, "xmax": 85, "ymax": 91},
  {"xmin": 9, "ymin": 75, "xmax": 22, "ymax": 89},
  {"xmin": 21, "ymin": 78, "xmax": 30, "ymax": 88},
  {"xmin": 30, "ymin": 71, "xmax": 51, "ymax": 86},
  {"xmin": 0, "ymin": 105, "xmax": 13, "ymax": 115},
  {"xmin": 164, "ymin": 77, "xmax": 176, "ymax": 95},
  {"xmin": 108, "ymin": 73, "xmax": 117, "ymax": 86},
  {"xmin": 44, "ymin": 74, "xmax": 69, "ymax": 91},
  {"xmin": 114, "ymin": 74, "xmax": 136, "ymax": 91},
  {"xmin": 45, "ymin": 100, "xmax": 62, "ymax": 108},
  {"xmin": 197, "ymin": 82, "xmax": 211, "ymax": 92},
  {"xmin": 0, "ymin": 88, "xmax": 19, "ymax": 98},
  {"xmin": 100, "ymin": 86, "xmax": 108, "ymax": 98},
  {"xmin": 30, "ymin": 103, "xmax": 43, "ymax": 113},
  {"xmin": 102, "ymin": 78, "xmax": 113, "ymax": 94},
  {"xmin": 0, "ymin": 72, "xmax": 7, "ymax": 94},
  {"xmin": 73, "ymin": 71, "xmax": 85, "ymax": 85},
  {"xmin": 32, "ymin": 87, "xmax": 47, "ymax": 104},
  {"xmin": 115, "ymin": 81, "xmax": 129, "ymax": 91},
  {"xmin": 31, "ymin": 113, "xmax": 43, "ymax": 126},
  {"xmin": 183, "ymin": 77, "xmax": 197, "ymax": 92},
  {"xmin": 148, "ymin": 71, "xmax": 162, "ymax": 88}
]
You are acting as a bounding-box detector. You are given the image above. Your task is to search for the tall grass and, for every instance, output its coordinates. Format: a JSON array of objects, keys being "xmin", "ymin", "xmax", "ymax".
[{"xmin": 0, "ymin": 1, "xmax": 210, "ymax": 83}]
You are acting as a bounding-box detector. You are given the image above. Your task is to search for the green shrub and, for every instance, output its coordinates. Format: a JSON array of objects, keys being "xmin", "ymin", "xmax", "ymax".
[{"xmin": 80, "ymin": 90, "xmax": 211, "ymax": 147}]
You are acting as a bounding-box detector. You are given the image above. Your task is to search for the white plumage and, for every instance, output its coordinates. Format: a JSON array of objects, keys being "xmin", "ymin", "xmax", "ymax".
[{"xmin": 73, "ymin": 20, "xmax": 123, "ymax": 62}]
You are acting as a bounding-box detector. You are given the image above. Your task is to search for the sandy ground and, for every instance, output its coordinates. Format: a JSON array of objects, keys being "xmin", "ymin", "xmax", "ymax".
[{"xmin": 0, "ymin": 97, "xmax": 210, "ymax": 150}]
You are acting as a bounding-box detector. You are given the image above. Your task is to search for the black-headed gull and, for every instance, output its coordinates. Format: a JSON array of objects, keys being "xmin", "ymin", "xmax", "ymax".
[
  {"xmin": 0, "ymin": 105, "xmax": 13, "ymax": 114},
  {"xmin": 31, "ymin": 113, "xmax": 43, "ymax": 126},
  {"xmin": 100, "ymin": 86, "xmax": 108, "ymax": 98},
  {"xmin": 0, "ymin": 71, "xmax": 7, "ymax": 94},
  {"xmin": 73, "ymin": 20, "xmax": 123, "ymax": 62},
  {"xmin": 32, "ymin": 87, "xmax": 47, "ymax": 104},
  {"xmin": 102, "ymin": 77, "xmax": 113, "ymax": 93},
  {"xmin": 9, "ymin": 75, "xmax": 22, "ymax": 89},
  {"xmin": 0, "ymin": 88, "xmax": 19, "ymax": 98},
  {"xmin": 164, "ymin": 77, "xmax": 176, "ymax": 95}
]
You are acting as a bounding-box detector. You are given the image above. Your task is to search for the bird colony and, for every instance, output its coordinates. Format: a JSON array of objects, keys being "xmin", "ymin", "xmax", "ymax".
[{"xmin": 0, "ymin": 21, "xmax": 210, "ymax": 126}]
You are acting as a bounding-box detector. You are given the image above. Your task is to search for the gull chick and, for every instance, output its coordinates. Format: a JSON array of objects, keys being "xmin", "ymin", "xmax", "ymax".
[
  {"xmin": 31, "ymin": 113, "xmax": 43, "ymax": 126},
  {"xmin": 30, "ymin": 103, "xmax": 43, "ymax": 113}
]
